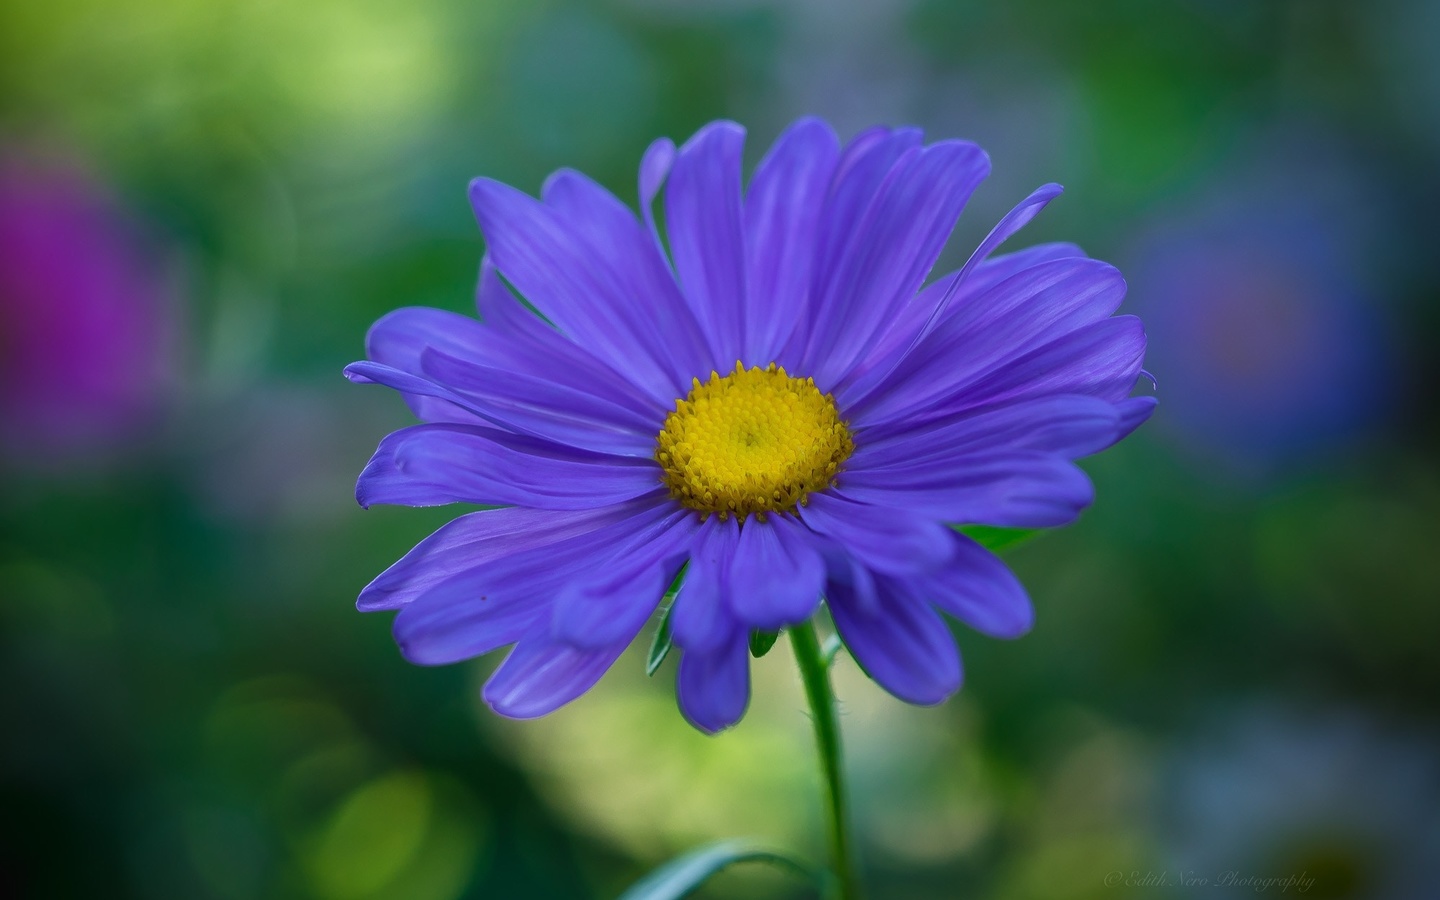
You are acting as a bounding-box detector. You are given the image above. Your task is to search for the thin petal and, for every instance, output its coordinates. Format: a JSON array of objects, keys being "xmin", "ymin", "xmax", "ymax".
[
  {"xmin": 907, "ymin": 533, "xmax": 1034, "ymax": 639},
  {"xmin": 852, "ymin": 394, "xmax": 1124, "ymax": 469},
  {"xmin": 802, "ymin": 140, "xmax": 991, "ymax": 389},
  {"xmin": 670, "ymin": 515, "xmax": 741, "ymax": 654},
  {"xmin": 828, "ymin": 570, "xmax": 963, "ymax": 705},
  {"xmin": 841, "ymin": 243, "xmax": 1092, "ymax": 402},
  {"xmin": 666, "ymin": 121, "xmax": 748, "ymax": 365},
  {"xmin": 543, "ymin": 169, "xmax": 713, "ymax": 386},
  {"xmin": 837, "ymin": 454, "xmax": 1094, "ymax": 528},
  {"xmin": 356, "ymin": 423, "xmax": 662, "ymax": 510},
  {"xmin": 390, "ymin": 500, "xmax": 673, "ymax": 663},
  {"xmin": 420, "ymin": 347, "xmax": 659, "ymax": 457},
  {"xmin": 482, "ymin": 631, "xmax": 630, "ymax": 719},
  {"xmin": 918, "ymin": 182, "xmax": 1065, "ymax": 335},
  {"xmin": 639, "ymin": 136, "xmax": 676, "ymax": 242},
  {"xmin": 727, "ymin": 515, "xmax": 825, "ymax": 630},
  {"xmin": 360, "ymin": 501, "xmax": 656, "ymax": 611},
  {"xmin": 469, "ymin": 177, "xmax": 690, "ymax": 402},
  {"xmin": 779, "ymin": 126, "xmax": 923, "ymax": 369},
  {"xmin": 548, "ymin": 508, "xmax": 699, "ymax": 649},
  {"xmin": 677, "ymin": 631, "xmax": 751, "ymax": 733},
  {"xmin": 850, "ymin": 258, "xmax": 1128, "ymax": 422},
  {"xmin": 743, "ymin": 117, "xmax": 840, "ymax": 362},
  {"xmin": 799, "ymin": 491, "xmax": 953, "ymax": 575}
]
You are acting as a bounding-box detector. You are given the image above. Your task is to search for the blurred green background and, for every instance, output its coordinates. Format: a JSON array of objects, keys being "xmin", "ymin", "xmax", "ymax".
[{"xmin": 3, "ymin": 1, "xmax": 1438, "ymax": 898}]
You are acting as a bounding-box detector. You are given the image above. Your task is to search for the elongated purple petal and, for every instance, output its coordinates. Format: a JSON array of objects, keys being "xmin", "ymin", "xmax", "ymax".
[
  {"xmin": 950, "ymin": 315, "xmax": 1149, "ymax": 412},
  {"xmin": 906, "ymin": 533, "xmax": 1034, "ymax": 639},
  {"xmin": 549, "ymin": 508, "xmax": 699, "ymax": 649},
  {"xmin": 802, "ymin": 140, "xmax": 991, "ymax": 389},
  {"xmin": 779, "ymin": 127, "xmax": 923, "ymax": 369},
  {"xmin": 677, "ymin": 631, "xmax": 751, "ymax": 733},
  {"xmin": 469, "ymin": 177, "xmax": 692, "ymax": 402},
  {"xmin": 743, "ymin": 117, "xmax": 840, "ymax": 362},
  {"xmin": 852, "ymin": 394, "xmax": 1124, "ymax": 469},
  {"xmin": 670, "ymin": 516, "xmax": 741, "ymax": 654},
  {"xmin": 838, "ymin": 453, "xmax": 1094, "ymax": 528},
  {"xmin": 919, "ymin": 182, "xmax": 1065, "ymax": 334},
  {"xmin": 849, "ymin": 258, "xmax": 1128, "ymax": 421},
  {"xmin": 828, "ymin": 569, "xmax": 963, "ymax": 705},
  {"xmin": 357, "ymin": 423, "xmax": 662, "ymax": 510},
  {"xmin": 840, "ymin": 243, "xmax": 1092, "ymax": 403},
  {"xmin": 360, "ymin": 500, "xmax": 658, "ymax": 611},
  {"xmin": 667, "ymin": 121, "xmax": 748, "ymax": 365},
  {"xmin": 420, "ymin": 347, "xmax": 658, "ymax": 457},
  {"xmin": 542, "ymin": 169, "xmax": 714, "ymax": 385},
  {"xmin": 483, "ymin": 630, "xmax": 631, "ymax": 719},
  {"xmin": 639, "ymin": 136, "xmax": 676, "ymax": 240},
  {"xmin": 800, "ymin": 492, "xmax": 953, "ymax": 575},
  {"xmin": 391, "ymin": 500, "xmax": 674, "ymax": 663},
  {"xmin": 727, "ymin": 514, "xmax": 825, "ymax": 630}
]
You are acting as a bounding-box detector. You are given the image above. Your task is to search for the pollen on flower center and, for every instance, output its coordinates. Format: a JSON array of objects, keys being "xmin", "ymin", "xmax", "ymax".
[{"xmin": 656, "ymin": 362, "xmax": 854, "ymax": 519}]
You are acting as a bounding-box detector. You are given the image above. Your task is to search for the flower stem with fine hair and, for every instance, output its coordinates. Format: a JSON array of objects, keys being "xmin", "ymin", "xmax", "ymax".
[{"xmin": 791, "ymin": 620, "xmax": 862, "ymax": 900}]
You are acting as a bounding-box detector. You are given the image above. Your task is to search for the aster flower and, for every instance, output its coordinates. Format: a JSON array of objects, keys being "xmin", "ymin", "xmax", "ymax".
[{"xmin": 348, "ymin": 118, "xmax": 1153, "ymax": 735}]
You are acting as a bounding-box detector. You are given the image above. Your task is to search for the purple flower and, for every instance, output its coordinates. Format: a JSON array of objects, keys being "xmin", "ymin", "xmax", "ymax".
[
  {"xmin": 348, "ymin": 119, "xmax": 1152, "ymax": 733},
  {"xmin": 0, "ymin": 147, "xmax": 178, "ymax": 461}
]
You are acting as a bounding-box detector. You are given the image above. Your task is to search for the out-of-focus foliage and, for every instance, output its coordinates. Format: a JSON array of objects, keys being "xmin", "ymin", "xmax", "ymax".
[{"xmin": 2, "ymin": 1, "xmax": 1437, "ymax": 898}]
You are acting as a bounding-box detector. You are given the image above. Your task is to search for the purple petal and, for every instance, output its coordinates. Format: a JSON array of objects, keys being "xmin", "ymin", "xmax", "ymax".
[
  {"xmin": 677, "ymin": 631, "xmax": 751, "ymax": 733},
  {"xmin": 483, "ymin": 630, "xmax": 630, "ymax": 719},
  {"xmin": 852, "ymin": 394, "xmax": 1125, "ymax": 470},
  {"xmin": 841, "ymin": 243, "xmax": 1092, "ymax": 399},
  {"xmin": 549, "ymin": 508, "xmax": 700, "ymax": 649},
  {"xmin": 907, "ymin": 533, "xmax": 1034, "ymax": 639},
  {"xmin": 365, "ymin": 300, "xmax": 658, "ymax": 429},
  {"xmin": 420, "ymin": 347, "xmax": 659, "ymax": 457},
  {"xmin": 743, "ymin": 117, "xmax": 840, "ymax": 362},
  {"xmin": 639, "ymin": 137, "xmax": 676, "ymax": 235},
  {"xmin": 801, "ymin": 140, "xmax": 991, "ymax": 389},
  {"xmin": 670, "ymin": 515, "xmax": 741, "ymax": 654},
  {"xmin": 390, "ymin": 500, "xmax": 674, "ymax": 663},
  {"xmin": 920, "ymin": 182, "xmax": 1065, "ymax": 333},
  {"xmin": 356, "ymin": 423, "xmax": 662, "ymax": 510},
  {"xmin": 468, "ymin": 177, "xmax": 693, "ymax": 402},
  {"xmin": 849, "ymin": 258, "xmax": 1128, "ymax": 421},
  {"xmin": 542, "ymin": 169, "xmax": 713, "ymax": 386},
  {"xmin": 360, "ymin": 501, "xmax": 655, "ymax": 611},
  {"xmin": 827, "ymin": 569, "xmax": 963, "ymax": 705},
  {"xmin": 726, "ymin": 515, "xmax": 825, "ymax": 630},
  {"xmin": 799, "ymin": 491, "xmax": 953, "ymax": 575},
  {"xmin": 666, "ymin": 121, "xmax": 748, "ymax": 365},
  {"xmin": 837, "ymin": 453, "xmax": 1094, "ymax": 528},
  {"xmin": 364, "ymin": 308, "xmax": 490, "ymax": 424},
  {"xmin": 954, "ymin": 315, "xmax": 1149, "ymax": 410},
  {"xmin": 778, "ymin": 127, "xmax": 923, "ymax": 369},
  {"xmin": 1114, "ymin": 395, "xmax": 1158, "ymax": 444}
]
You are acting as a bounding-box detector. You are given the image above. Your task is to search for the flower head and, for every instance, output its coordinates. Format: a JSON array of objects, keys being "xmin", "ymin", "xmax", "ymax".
[{"xmin": 348, "ymin": 118, "xmax": 1153, "ymax": 733}]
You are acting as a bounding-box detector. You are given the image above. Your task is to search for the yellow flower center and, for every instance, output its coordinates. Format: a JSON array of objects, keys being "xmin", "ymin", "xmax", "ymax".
[{"xmin": 656, "ymin": 362, "xmax": 855, "ymax": 519}]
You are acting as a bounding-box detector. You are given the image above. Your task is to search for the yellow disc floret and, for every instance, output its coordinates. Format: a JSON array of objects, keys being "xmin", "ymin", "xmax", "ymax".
[{"xmin": 656, "ymin": 362, "xmax": 854, "ymax": 519}]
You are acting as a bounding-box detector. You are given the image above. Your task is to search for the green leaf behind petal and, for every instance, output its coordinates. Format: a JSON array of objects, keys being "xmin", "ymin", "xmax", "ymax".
[
  {"xmin": 954, "ymin": 524, "xmax": 1042, "ymax": 552},
  {"xmin": 748, "ymin": 629, "xmax": 779, "ymax": 658},
  {"xmin": 646, "ymin": 566, "xmax": 687, "ymax": 677}
]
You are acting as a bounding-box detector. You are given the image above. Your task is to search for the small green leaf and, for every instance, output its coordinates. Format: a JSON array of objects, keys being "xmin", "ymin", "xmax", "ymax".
[
  {"xmin": 646, "ymin": 607, "xmax": 674, "ymax": 677},
  {"xmin": 646, "ymin": 566, "xmax": 687, "ymax": 677},
  {"xmin": 820, "ymin": 633, "xmax": 843, "ymax": 668},
  {"xmin": 955, "ymin": 524, "xmax": 1042, "ymax": 553},
  {"xmin": 616, "ymin": 840, "xmax": 825, "ymax": 900},
  {"xmin": 748, "ymin": 629, "xmax": 779, "ymax": 658}
]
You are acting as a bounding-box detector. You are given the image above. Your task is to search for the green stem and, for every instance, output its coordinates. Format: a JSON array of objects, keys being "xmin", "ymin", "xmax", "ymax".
[{"xmin": 790, "ymin": 621, "xmax": 862, "ymax": 900}]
